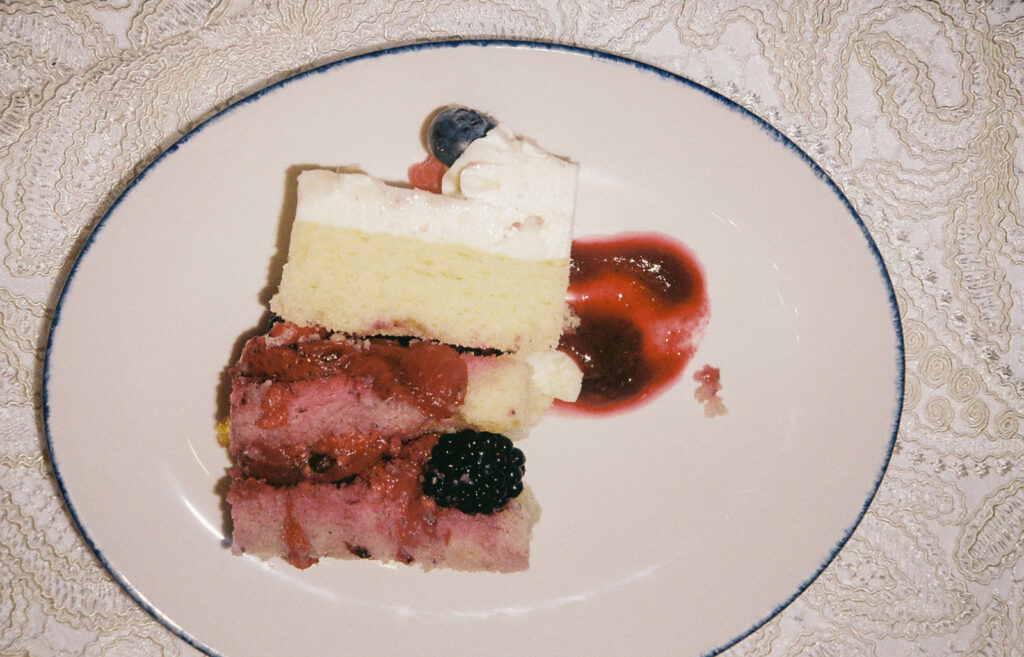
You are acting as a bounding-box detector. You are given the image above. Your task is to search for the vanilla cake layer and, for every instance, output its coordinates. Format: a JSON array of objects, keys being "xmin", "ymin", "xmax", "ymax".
[{"xmin": 272, "ymin": 222, "xmax": 570, "ymax": 352}]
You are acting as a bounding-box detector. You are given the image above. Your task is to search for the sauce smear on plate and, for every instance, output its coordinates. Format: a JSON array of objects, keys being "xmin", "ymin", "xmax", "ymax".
[{"xmin": 559, "ymin": 233, "xmax": 709, "ymax": 414}]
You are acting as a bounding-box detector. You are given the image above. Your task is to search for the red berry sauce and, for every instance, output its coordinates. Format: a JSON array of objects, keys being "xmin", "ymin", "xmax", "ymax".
[
  {"xmin": 237, "ymin": 321, "xmax": 468, "ymax": 420},
  {"xmin": 693, "ymin": 364, "xmax": 727, "ymax": 417},
  {"xmin": 558, "ymin": 232, "xmax": 709, "ymax": 414}
]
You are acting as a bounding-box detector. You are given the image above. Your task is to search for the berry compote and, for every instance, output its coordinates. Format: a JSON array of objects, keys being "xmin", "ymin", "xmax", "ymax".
[{"xmin": 558, "ymin": 232, "xmax": 709, "ymax": 414}]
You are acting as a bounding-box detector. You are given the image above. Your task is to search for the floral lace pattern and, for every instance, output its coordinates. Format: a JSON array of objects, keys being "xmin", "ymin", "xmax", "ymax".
[{"xmin": 2, "ymin": 1, "xmax": 1022, "ymax": 655}]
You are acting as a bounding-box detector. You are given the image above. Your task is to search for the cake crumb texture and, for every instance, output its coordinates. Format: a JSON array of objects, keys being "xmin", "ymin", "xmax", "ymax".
[{"xmin": 271, "ymin": 224, "xmax": 570, "ymax": 351}]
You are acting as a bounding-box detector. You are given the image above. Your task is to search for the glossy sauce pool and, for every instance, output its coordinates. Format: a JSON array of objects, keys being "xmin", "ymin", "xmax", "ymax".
[{"xmin": 558, "ymin": 232, "xmax": 709, "ymax": 414}]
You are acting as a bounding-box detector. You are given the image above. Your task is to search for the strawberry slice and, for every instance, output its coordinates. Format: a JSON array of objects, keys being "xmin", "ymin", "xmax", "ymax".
[{"xmin": 407, "ymin": 154, "xmax": 447, "ymax": 193}]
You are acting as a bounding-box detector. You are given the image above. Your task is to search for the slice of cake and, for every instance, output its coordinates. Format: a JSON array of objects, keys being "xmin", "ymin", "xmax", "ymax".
[
  {"xmin": 227, "ymin": 108, "xmax": 580, "ymax": 572},
  {"xmin": 269, "ymin": 124, "xmax": 579, "ymax": 352}
]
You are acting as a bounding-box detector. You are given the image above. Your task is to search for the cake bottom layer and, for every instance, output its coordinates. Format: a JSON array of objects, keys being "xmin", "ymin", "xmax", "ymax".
[
  {"xmin": 227, "ymin": 431, "xmax": 540, "ymax": 572},
  {"xmin": 270, "ymin": 222, "xmax": 570, "ymax": 352},
  {"xmin": 227, "ymin": 476, "xmax": 541, "ymax": 572}
]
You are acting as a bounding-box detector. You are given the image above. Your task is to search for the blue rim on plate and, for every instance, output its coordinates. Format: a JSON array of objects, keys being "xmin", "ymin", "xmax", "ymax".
[{"xmin": 42, "ymin": 39, "xmax": 904, "ymax": 657}]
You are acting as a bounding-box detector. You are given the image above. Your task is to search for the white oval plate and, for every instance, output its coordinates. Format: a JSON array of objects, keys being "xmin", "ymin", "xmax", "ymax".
[{"xmin": 45, "ymin": 42, "xmax": 902, "ymax": 657}]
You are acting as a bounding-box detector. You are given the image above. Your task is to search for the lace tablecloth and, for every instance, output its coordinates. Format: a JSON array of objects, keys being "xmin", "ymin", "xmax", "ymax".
[{"xmin": 3, "ymin": 1, "xmax": 1023, "ymax": 655}]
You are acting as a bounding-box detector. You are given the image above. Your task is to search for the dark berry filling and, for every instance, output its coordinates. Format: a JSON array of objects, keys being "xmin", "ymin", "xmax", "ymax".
[{"xmin": 308, "ymin": 453, "xmax": 336, "ymax": 474}]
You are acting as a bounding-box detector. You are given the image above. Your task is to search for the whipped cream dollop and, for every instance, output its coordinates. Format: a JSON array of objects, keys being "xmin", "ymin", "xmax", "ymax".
[{"xmin": 442, "ymin": 125, "xmax": 578, "ymax": 232}]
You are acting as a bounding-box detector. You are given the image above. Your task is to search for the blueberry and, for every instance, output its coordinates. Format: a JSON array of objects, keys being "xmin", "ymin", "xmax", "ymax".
[{"xmin": 427, "ymin": 107, "xmax": 496, "ymax": 167}]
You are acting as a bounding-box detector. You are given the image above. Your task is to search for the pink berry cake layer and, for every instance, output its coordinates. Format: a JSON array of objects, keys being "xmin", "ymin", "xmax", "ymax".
[
  {"xmin": 230, "ymin": 321, "xmax": 564, "ymax": 484},
  {"xmin": 227, "ymin": 434, "xmax": 541, "ymax": 572},
  {"xmin": 230, "ymin": 319, "xmax": 579, "ymax": 472}
]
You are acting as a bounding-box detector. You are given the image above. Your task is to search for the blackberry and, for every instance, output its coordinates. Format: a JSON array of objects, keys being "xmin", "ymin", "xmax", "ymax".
[
  {"xmin": 422, "ymin": 431, "xmax": 525, "ymax": 515},
  {"xmin": 263, "ymin": 313, "xmax": 284, "ymax": 333},
  {"xmin": 308, "ymin": 453, "xmax": 335, "ymax": 474},
  {"xmin": 427, "ymin": 106, "xmax": 496, "ymax": 167}
]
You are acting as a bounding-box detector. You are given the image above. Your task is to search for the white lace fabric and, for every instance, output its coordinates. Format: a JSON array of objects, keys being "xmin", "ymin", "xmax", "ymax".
[{"xmin": 3, "ymin": 1, "xmax": 1023, "ymax": 655}]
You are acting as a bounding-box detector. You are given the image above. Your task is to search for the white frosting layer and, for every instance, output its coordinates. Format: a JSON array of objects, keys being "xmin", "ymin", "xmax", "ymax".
[{"xmin": 294, "ymin": 124, "xmax": 578, "ymax": 262}]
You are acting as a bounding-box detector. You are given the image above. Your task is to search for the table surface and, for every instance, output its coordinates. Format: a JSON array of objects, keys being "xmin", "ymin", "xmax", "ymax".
[{"xmin": 3, "ymin": 2, "xmax": 1023, "ymax": 656}]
